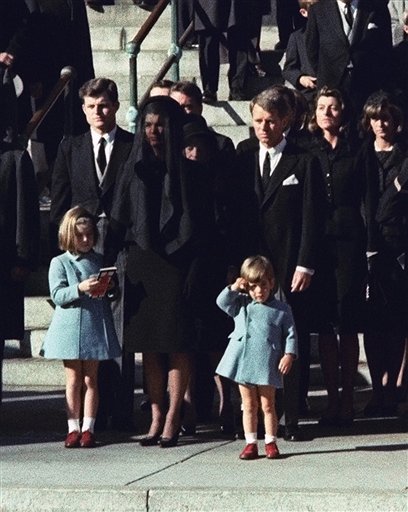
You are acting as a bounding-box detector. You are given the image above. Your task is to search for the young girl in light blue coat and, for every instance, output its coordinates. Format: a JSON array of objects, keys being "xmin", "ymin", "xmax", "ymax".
[
  {"xmin": 216, "ymin": 255, "xmax": 298, "ymax": 460},
  {"xmin": 41, "ymin": 207, "xmax": 121, "ymax": 448}
]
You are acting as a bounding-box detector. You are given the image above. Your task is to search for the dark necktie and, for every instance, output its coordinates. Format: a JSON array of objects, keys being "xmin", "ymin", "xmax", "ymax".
[
  {"xmin": 344, "ymin": 2, "xmax": 353, "ymax": 30},
  {"xmin": 97, "ymin": 137, "xmax": 107, "ymax": 175},
  {"xmin": 262, "ymin": 152, "xmax": 271, "ymax": 190}
]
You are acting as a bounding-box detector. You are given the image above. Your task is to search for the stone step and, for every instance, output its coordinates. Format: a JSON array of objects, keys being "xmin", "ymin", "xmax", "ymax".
[
  {"xmin": 3, "ymin": 354, "xmax": 144, "ymax": 388},
  {"xmin": 3, "ymin": 354, "xmax": 370, "ymax": 392},
  {"xmin": 87, "ymin": 4, "xmax": 277, "ymax": 36},
  {"xmin": 7, "ymin": 289, "xmax": 372, "ymax": 390},
  {"xmin": 87, "ymin": 2, "xmax": 282, "ymax": 139}
]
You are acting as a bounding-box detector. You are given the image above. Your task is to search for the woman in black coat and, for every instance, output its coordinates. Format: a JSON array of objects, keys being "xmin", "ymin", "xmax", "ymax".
[
  {"xmin": 358, "ymin": 91, "xmax": 408, "ymax": 417},
  {"xmin": 307, "ymin": 87, "xmax": 366, "ymax": 426},
  {"xmin": 105, "ymin": 97, "xmax": 213, "ymax": 447}
]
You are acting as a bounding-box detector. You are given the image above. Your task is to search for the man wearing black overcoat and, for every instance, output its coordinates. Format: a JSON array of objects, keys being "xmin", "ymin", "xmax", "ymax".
[
  {"xmin": 0, "ymin": 140, "xmax": 40, "ymax": 415},
  {"xmin": 305, "ymin": 0, "xmax": 392, "ymax": 115}
]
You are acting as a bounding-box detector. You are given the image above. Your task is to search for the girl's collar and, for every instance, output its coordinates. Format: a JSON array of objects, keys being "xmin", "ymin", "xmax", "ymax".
[{"xmin": 67, "ymin": 249, "xmax": 96, "ymax": 261}]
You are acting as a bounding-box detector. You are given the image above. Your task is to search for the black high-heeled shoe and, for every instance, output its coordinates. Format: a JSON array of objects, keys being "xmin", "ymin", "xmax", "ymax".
[
  {"xmin": 139, "ymin": 433, "xmax": 161, "ymax": 446},
  {"xmin": 159, "ymin": 432, "xmax": 179, "ymax": 448},
  {"xmin": 180, "ymin": 424, "xmax": 196, "ymax": 436}
]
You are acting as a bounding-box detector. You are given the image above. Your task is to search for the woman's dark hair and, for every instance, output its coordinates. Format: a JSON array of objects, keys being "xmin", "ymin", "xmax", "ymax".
[
  {"xmin": 308, "ymin": 86, "xmax": 348, "ymax": 134},
  {"xmin": 360, "ymin": 90, "xmax": 404, "ymax": 136}
]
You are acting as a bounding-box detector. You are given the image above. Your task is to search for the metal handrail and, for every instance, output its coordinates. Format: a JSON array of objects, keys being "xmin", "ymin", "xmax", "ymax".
[
  {"xmin": 126, "ymin": 0, "xmax": 185, "ymax": 132},
  {"xmin": 22, "ymin": 66, "xmax": 75, "ymax": 144},
  {"xmin": 138, "ymin": 20, "xmax": 194, "ymax": 109}
]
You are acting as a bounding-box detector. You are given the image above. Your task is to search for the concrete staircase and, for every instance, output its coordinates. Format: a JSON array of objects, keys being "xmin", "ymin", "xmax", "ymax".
[{"xmin": 87, "ymin": 0, "xmax": 282, "ymax": 145}]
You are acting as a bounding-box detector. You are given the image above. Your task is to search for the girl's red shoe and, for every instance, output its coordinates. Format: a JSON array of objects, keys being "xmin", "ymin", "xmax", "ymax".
[
  {"xmin": 265, "ymin": 442, "xmax": 280, "ymax": 459},
  {"xmin": 239, "ymin": 443, "xmax": 258, "ymax": 460},
  {"xmin": 64, "ymin": 430, "xmax": 81, "ymax": 448}
]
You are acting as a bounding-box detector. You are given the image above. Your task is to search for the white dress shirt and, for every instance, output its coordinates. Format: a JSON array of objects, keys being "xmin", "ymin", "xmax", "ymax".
[{"xmin": 258, "ymin": 137, "xmax": 287, "ymax": 178}]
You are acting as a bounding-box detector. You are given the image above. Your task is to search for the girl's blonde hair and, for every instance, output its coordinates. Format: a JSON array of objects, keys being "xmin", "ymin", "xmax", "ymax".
[
  {"xmin": 240, "ymin": 255, "xmax": 275, "ymax": 283},
  {"xmin": 58, "ymin": 206, "xmax": 98, "ymax": 253}
]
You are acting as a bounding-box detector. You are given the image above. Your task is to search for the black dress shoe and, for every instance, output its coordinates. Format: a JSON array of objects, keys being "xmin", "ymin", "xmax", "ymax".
[
  {"xmin": 140, "ymin": 398, "xmax": 151, "ymax": 411},
  {"xmin": 159, "ymin": 432, "xmax": 179, "ymax": 448},
  {"xmin": 284, "ymin": 427, "xmax": 302, "ymax": 442},
  {"xmin": 277, "ymin": 425, "xmax": 285, "ymax": 438},
  {"xmin": 318, "ymin": 415, "xmax": 340, "ymax": 427},
  {"xmin": 112, "ymin": 419, "xmax": 137, "ymax": 432},
  {"xmin": 228, "ymin": 90, "xmax": 247, "ymax": 101},
  {"xmin": 220, "ymin": 421, "xmax": 235, "ymax": 437},
  {"xmin": 139, "ymin": 433, "xmax": 161, "ymax": 446},
  {"xmin": 202, "ymin": 91, "xmax": 217, "ymax": 104},
  {"xmin": 274, "ymin": 41, "xmax": 286, "ymax": 51},
  {"xmin": 299, "ymin": 398, "xmax": 312, "ymax": 418},
  {"xmin": 180, "ymin": 424, "xmax": 196, "ymax": 436}
]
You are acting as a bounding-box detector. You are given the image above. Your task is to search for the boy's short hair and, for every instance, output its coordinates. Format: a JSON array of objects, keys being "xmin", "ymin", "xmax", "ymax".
[
  {"xmin": 403, "ymin": 10, "xmax": 408, "ymax": 26},
  {"xmin": 298, "ymin": 0, "xmax": 319, "ymax": 10},
  {"xmin": 250, "ymin": 86, "xmax": 292, "ymax": 120},
  {"xmin": 58, "ymin": 206, "xmax": 98, "ymax": 253},
  {"xmin": 151, "ymin": 79, "xmax": 174, "ymax": 90},
  {"xmin": 170, "ymin": 81, "xmax": 203, "ymax": 104},
  {"xmin": 150, "ymin": 79, "xmax": 174, "ymax": 95},
  {"xmin": 240, "ymin": 255, "xmax": 275, "ymax": 283},
  {"xmin": 79, "ymin": 77, "xmax": 119, "ymax": 104}
]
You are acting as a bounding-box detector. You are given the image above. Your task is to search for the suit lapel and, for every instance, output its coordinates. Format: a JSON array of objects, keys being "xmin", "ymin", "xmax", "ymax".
[
  {"xmin": 252, "ymin": 147, "xmax": 264, "ymax": 203},
  {"xmin": 77, "ymin": 132, "xmax": 100, "ymax": 192},
  {"xmin": 328, "ymin": 0, "xmax": 349, "ymax": 46},
  {"xmin": 102, "ymin": 128, "xmax": 123, "ymax": 194},
  {"xmin": 261, "ymin": 145, "xmax": 299, "ymax": 208},
  {"xmin": 350, "ymin": 1, "xmax": 370, "ymax": 46}
]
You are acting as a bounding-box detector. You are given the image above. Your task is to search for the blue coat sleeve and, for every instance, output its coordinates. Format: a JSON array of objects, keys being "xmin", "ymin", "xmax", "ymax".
[
  {"xmin": 48, "ymin": 257, "xmax": 81, "ymax": 307},
  {"xmin": 282, "ymin": 303, "xmax": 298, "ymax": 357},
  {"xmin": 216, "ymin": 286, "xmax": 248, "ymax": 318}
]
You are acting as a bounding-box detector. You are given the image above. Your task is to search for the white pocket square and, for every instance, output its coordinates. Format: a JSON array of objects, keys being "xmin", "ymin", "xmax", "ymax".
[
  {"xmin": 282, "ymin": 174, "xmax": 299, "ymax": 186},
  {"xmin": 367, "ymin": 23, "xmax": 378, "ymax": 30}
]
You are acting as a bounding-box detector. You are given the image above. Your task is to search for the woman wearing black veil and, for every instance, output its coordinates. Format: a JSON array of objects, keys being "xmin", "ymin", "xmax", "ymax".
[{"xmin": 105, "ymin": 96, "xmax": 213, "ymax": 447}]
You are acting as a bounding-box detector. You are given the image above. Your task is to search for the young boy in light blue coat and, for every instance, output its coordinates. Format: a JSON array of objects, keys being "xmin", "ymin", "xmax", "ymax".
[{"xmin": 216, "ymin": 255, "xmax": 298, "ymax": 460}]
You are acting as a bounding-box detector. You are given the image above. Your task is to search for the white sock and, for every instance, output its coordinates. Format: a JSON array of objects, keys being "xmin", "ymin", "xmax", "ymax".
[
  {"xmin": 68, "ymin": 418, "xmax": 80, "ymax": 433},
  {"xmin": 265, "ymin": 435, "xmax": 277, "ymax": 444},
  {"xmin": 82, "ymin": 417, "xmax": 96, "ymax": 433},
  {"xmin": 244, "ymin": 433, "xmax": 257, "ymax": 444}
]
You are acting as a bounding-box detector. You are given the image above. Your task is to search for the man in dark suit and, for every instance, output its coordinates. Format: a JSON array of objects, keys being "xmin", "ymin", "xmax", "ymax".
[
  {"xmin": 236, "ymin": 86, "xmax": 324, "ymax": 440},
  {"xmin": 305, "ymin": 0, "xmax": 392, "ymax": 115},
  {"xmin": 50, "ymin": 77, "xmax": 135, "ymax": 431},
  {"xmin": 275, "ymin": 0, "xmax": 306, "ymax": 50},
  {"xmin": 0, "ymin": 140, "xmax": 40, "ymax": 417},
  {"xmin": 282, "ymin": 0, "xmax": 318, "ymax": 105}
]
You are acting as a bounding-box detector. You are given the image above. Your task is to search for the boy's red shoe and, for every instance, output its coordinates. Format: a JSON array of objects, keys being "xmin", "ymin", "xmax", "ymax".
[
  {"xmin": 80, "ymin": 430, "xmax": 96, "ymax": 448},
  {"xmin": 265, "ymin": 441, "xmax": 280, "ymax": 459},
  {"xmin": 239, "ymin": 443, "xmax": 258, "ymax": 460},
  {"xmin": 64, "ymin": 430, "xmax": 81, "ymax": 448}
]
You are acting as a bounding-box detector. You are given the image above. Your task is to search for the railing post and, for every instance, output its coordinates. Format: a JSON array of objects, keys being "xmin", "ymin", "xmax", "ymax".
[
  {"xmin": 169, "ymin": 0, "xmax": 181, "ymax": 81},
  {"xmin": 127, "ymin": 41, "xmax": 139, "ymax": 134}
]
